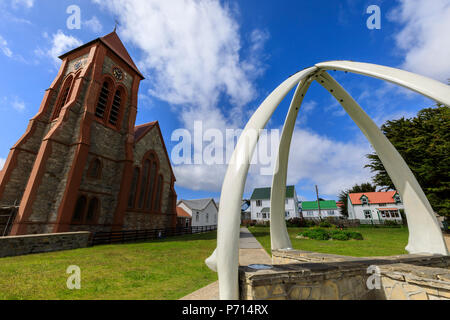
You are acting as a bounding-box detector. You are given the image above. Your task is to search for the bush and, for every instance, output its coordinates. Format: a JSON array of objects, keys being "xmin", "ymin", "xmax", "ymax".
[
  {"xmin": 345, "ymin": 231, "xmax": 364, "ymax": 240},
  {"xmin": 319, "ymin": 220, "xmax": 333, "ymax": 228},
  {"xmin": 299, "ymin": 228, "xmax": 330, "ymax": 240},
  {"xmin": 384, "ymin": 220, "xmax": 399, "ymax": 227},
  {"xmin": 298, "ymin": 228, "xmax": 363, "ymax": 241},
  {"xmin": 330, "ymin": 230, "xmax": 349, "ymax": 241}
]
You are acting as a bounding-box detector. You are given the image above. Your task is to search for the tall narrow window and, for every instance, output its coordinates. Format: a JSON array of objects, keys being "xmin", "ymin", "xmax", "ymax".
[
  {"xmin": 128, "ymin": 167, "xmax": 140, "ymax": 208},
  {"xmin": 52, "ymin": 76, "xmax": 73, "ymax": 120},
  {"xmin": 138, "ymin": 160, "xmax": 150, "ymax": 208},
  {"xmin": 145, "ymin": 162, "xmax": 157, "ymax": 210},
  {"xmin": 88, "ymin": 158, "xmax": 102, "ymax": 179},
  {"xmin": 108, "ymin": 89, "xmax": 122, "ymax": 126},
  {"xmin": 72, "ymin": 195, "xmax": 87, "ymax": 222},
  {"xmin": 86, "ymin": 198, "xmax": 99, "ymax": 223},
  {"xmin": 95, "ymin": 81, "xmax": 110, "ymax": 119},
  {"xmin": 154, "ymin": 175, "xmax": 163, "ymax": 211}
]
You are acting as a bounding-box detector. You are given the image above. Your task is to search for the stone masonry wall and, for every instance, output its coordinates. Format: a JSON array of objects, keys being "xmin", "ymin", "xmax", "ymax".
[
  {"xmin": 375, "ymin": 263, "xmax": 450, "ymax": 300},
  {"xmin": 240, "ymin": 249, "xmax": 450, "ymax": 300},
  {"xmin": 0, "ymin": 231, "xmax": 91, "ymax": 258}
]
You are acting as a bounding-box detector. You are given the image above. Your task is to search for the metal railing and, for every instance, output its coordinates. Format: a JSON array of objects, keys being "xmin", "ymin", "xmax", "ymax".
[{"xmin": 90, "ymin": 225, "xmax": 217, "ymax": 246}]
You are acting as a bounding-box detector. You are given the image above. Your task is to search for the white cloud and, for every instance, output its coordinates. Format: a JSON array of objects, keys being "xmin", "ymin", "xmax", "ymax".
[
  {"xmin": 11, "ymin": 97, "xmax": 25, "ymax": 111},
  {"xmin": 46, "ymin": 30, "xmax": 82, "ymax": 65},
  {"xmin": 84, "ymin": 16, "xmax": 103, "ymax": 33},
  {"xmin": 390, "ymin": 0, "xmax": 450, "ymax": 82},
  {"xmin": 0, "ymin": 158, "xmax": 5, "ymax": 170},
  {"xmin": 11, "ymin": 0, "xmax": 34, "ymax": 9},
  {"xmin": 93, "ymin": 0, "xmax": 267, "ymax": 111},
  {"xmin": 0, "ymin": 35, "xmax": 13, "ymax": 58}
]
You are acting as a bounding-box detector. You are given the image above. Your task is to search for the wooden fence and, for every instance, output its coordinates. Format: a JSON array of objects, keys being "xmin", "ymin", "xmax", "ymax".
[{"xmin": 90, "ymin": 225, "xmax": 217, "ymax": 246}]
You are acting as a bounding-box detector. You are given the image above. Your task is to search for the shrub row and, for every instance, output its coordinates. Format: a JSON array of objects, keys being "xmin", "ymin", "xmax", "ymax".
[{"xmin": 298, "ymin": 227, "xmax": 363, "ymax": 241}]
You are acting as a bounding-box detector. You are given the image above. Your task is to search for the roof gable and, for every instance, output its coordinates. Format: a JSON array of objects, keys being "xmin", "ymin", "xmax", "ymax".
[
  {"xmin": 133, "ymin": 121, "xmax": 175, "ymax": 180},
  {"xmin": 59, "ymin": 30, "xmax": 144, "ymax": 79},
  {"xmin": 176, "ymin": 207, "xmax": 191, "ymax": 218},
  {"xmin": 177, "ymin": 198, "xmax": 217, "ymax": 211},
  {"xmin": 250, "ymin": 185, "xmax": 295, "ymax": 200},
  {"xmin": 349, "ymin": 191, "xmax": 398, "ymax": 205}
]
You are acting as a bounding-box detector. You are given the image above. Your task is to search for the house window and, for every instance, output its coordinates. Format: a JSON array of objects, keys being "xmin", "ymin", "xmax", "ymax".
[
  {"xmin": 86, "ymin": 198, "xmax": 99, "ymax": 223},
  {"xmin": 262, "ymin": 213, "xmax": 267, "ymax": 219},
  {"xmin": 364, "ymin": 210, "xmax": 372, "ymax": 219},
  {"xmin": 256, "ymin": 200, "xmax": 262, "ymax": 207},
  {"xmin": 206, "ymin": 213, "xmax": 209, "ymax": 223},
  {"xmin": 361, "ymin": 196, "xmax": 369, "ymax": 205},
  {"xmin": 328, "ymin": 210, "xmax": 335, "ymax": 216},
  {"xmin": 285, "ymin": 199, "xmax": 289, "ymax": 205},
  {"xmin": 127, "ymin": 167, "xmax": 140, "ymax": 208},
  {"xmin": 307, "ymin": 211, "xmax": 313, "ymax": 217},
  {"xmin": 392, "ymin": 210, "xmax": 399, "ymax": 218},
  {"xmin": 88, "ymin": 158, "xmax": 102, "ymax": 179},
  {"xmin": 72, "ymin": 195, "xmax": 87, "ymax": 222},
  {"xmin": 52, "ymin": 75, "xmax": 74, "ymax": 120},
  {"xmin": 285, "ymin": 211, "xmax": 289, "ymax": 218},
  {"xmin": 196, "ymin": 212, "xmax": 199, "ymax": 222},
  {"xmin": 108, "ymin": 89, "xmax": 122, "ymax": 126},
  {"xmin": 95, "ymin": 81, "xmax": 110, "ymax": 119},
  {"xmin": 381, "ymin": 211, "xmax": 386, "ymax": 218}
]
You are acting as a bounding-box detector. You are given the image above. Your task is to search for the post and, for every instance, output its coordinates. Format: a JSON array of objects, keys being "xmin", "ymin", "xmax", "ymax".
[{"xmin": 315, "ymin": 185, "xmax": 322, "ymax": 219}]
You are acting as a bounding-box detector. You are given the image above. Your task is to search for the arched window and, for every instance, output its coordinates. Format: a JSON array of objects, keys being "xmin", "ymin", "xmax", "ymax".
[
  {"xmin": 72, "ymin": 195, "xmax": 87, "ymax": 222},
  {"xmin": 145, "ymin": 162, "xmax": 157, "ymax": 210},
  {"xmin": 86, "ymin": 198, "xmax": 99, "ymax": 223},
  {"xmin": 154, "ymin": 175, "xmax": 163, "ymax": 211},
  {"xmin": 128, "ymin": 167, "xmax": 140, "ymax": 208},
  {"xmin": 52, "ymin": 75, "xmax": 74, "ymax": 120},
  {"xmin": 88, "ymin": 158, "xmax": 102, "ymax": 179},
  {"xmin": 95, "ymin": 81, "xmax": 110, "ymax": 119},
  {"xmin": 108, "ymin": 89, "xmax": 122, "ymax": 126},
  {"xmin": 138, "ymin": 160, "xmax": 150, "ymax": 209}
]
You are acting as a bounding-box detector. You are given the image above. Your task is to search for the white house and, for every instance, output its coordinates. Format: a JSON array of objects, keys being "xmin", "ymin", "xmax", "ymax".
[
  {"xmin": 249, "ymin": 186, "xmax": 300, "ymax": 222},
  {"xmin": 177, "ymin": 198, "xmax": 218, "ymax": 227},
  {"xmin": 347, "ymin": 191, "xmax": 404, "ymax": 224},
  {"xmin": 301, "ymin": 200, "xmax": 343, "ymax": 219}
]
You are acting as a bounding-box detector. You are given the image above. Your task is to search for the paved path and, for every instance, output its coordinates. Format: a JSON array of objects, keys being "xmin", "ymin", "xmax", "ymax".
[{"xmin": 180, "ymin": 227, "xmax": 271, "ymax": 300}]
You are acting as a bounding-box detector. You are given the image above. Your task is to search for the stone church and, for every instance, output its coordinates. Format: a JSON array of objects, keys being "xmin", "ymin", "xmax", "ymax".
[{"xmin": 0, "ymin": 31, "xmax": 177, "ymax": 235}]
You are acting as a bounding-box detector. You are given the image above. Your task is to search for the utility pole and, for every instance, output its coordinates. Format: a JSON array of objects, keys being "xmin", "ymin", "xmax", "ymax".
[{"xmin": 315, "ymin": 185, "xmax": 322, "ymax": 219}]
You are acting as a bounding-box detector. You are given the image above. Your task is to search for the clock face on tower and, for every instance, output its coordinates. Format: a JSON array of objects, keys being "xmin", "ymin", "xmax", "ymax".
[{"xmin": 112, "ymin": 67, "xmax": 123, "ymax": 81}]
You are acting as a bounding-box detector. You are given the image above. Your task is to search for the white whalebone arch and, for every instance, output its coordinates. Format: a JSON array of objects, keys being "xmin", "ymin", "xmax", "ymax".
[{"xmin": 205, "ymin": 61, "xmax": 450, "ymax": 300}]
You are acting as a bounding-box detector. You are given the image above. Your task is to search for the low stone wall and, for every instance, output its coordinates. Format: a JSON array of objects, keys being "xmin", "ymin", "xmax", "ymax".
[
  {"xmin": 239, "ymin": 249, "xmax": 450, "ymax": 300},
  {"xmin": 375, "ymin": 263, "xmax": 450, "ymax": 300},
  {"xmin": 0, "ymin": 231, "xmax": 91, "ymax": 258}
]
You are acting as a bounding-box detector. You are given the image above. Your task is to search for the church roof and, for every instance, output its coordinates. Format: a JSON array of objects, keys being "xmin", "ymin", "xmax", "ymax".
[
  {"xmin": 59, "ymin": 30, "xmax": 144, "ymax": 79},
  {"xmin": 134, "ymin": 121, "xmax": 157, "ymax": 142}
]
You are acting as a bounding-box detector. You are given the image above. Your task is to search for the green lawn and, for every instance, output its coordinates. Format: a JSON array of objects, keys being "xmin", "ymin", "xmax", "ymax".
[
  {"xmin": 248, "ymin": 226, "xmax": 409, "ymax": 257},
  {"xmin": 0, "ymin": 232, "xmax": 217, "ymax": 300}
]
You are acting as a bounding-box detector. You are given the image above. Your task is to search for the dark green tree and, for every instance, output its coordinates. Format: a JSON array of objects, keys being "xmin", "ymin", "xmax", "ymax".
[
  {"xmin": 338, "ymin": 182, "xmax": 377, "ymax": 217},
  {"xmin": 365, "ymin": 106, "xmax": 450, "ymax": 218}
]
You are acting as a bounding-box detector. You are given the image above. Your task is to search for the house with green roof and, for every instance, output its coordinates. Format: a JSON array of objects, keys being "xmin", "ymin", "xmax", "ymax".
[
  {"xmin": 249, "ymin": 186, "xmax": 300, "ymax": 221},
  {"xmin": 301, "ymin": 200, "xmax": 342, "ymax": 219}
]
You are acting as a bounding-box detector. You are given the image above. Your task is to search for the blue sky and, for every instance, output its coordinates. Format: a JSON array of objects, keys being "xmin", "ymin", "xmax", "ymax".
[{"xmin": 0, "ymin": 0, "xmax": 449, "ymax": 202}]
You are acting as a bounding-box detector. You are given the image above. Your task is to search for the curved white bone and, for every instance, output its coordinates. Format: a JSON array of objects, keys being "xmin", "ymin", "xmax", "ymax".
[
  {"xmin": 207, "ymin": 61, "xmax": 449, "ymax": 300},
  {"xmin": 205, "ymin": 67, "xmax": 318, "ymax": 299}
]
